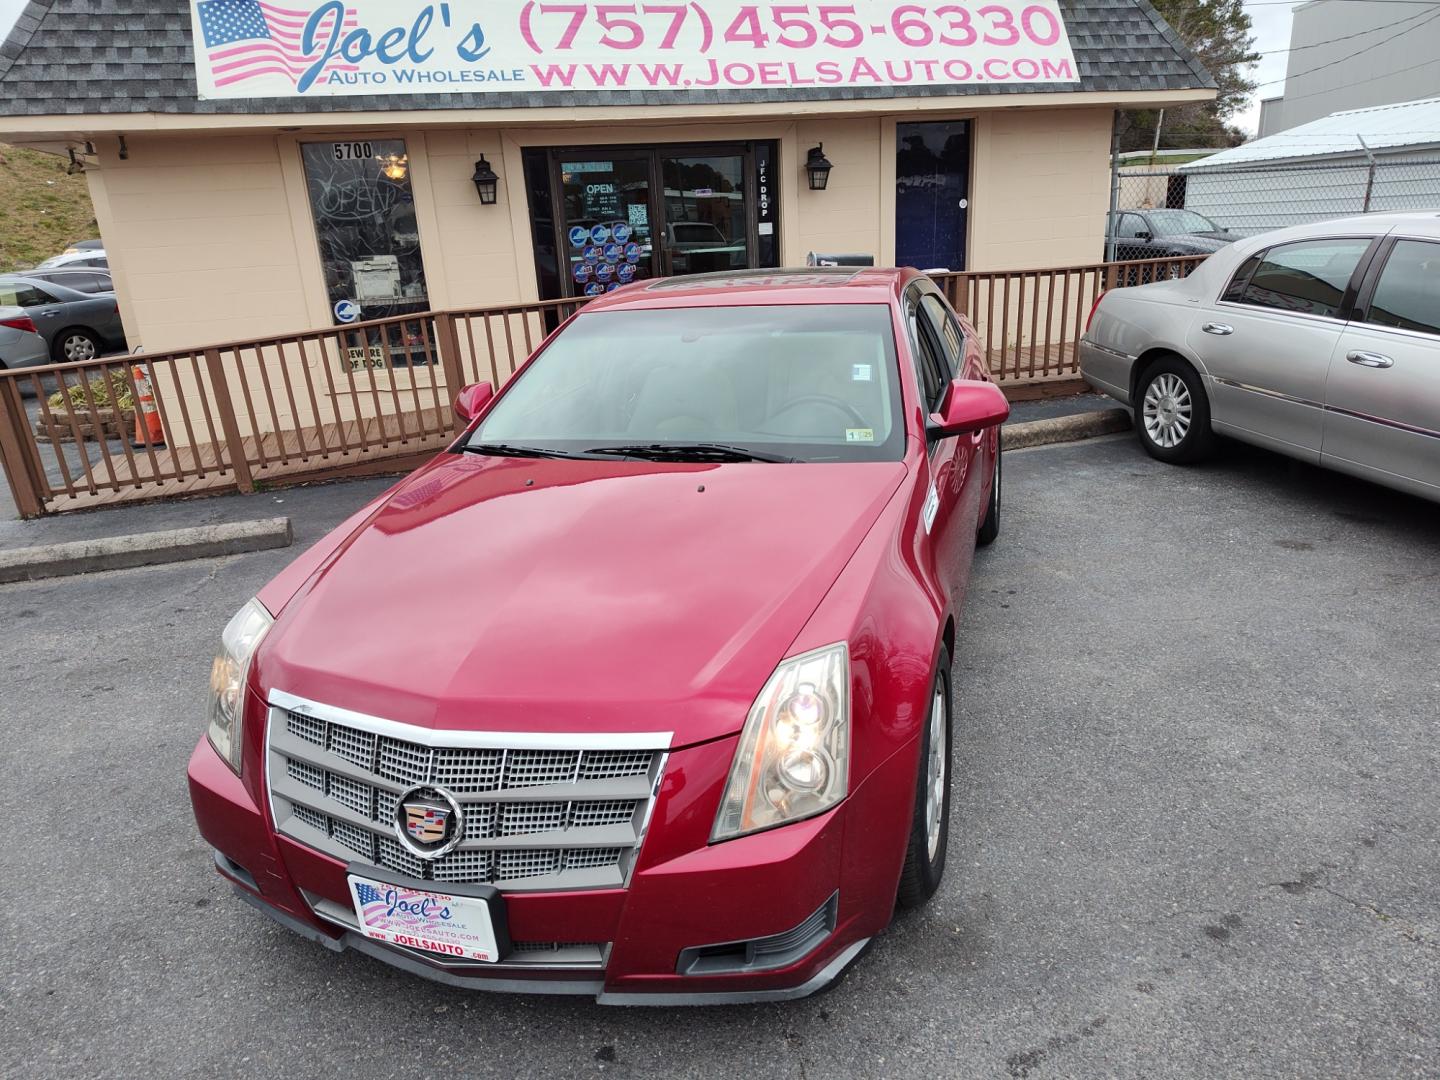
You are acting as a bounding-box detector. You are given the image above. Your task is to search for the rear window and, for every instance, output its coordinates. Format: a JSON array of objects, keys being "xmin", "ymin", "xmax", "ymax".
[
  {"xmin": 1229, "ymin": 238, "xmax": 1371, "ymax": 319},
  {"xmin": 470, "ymin": 304, "xmax": 905, "ymax": 463}
]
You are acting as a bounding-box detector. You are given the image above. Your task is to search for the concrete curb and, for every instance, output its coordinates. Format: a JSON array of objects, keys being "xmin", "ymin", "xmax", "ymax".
[
  {"xmin": 0, "ymin": 517, "xmax": 293, "ymax": 584},
  {"xmin": 1003, "ymin": 408, "xmax": 1132, "ymax": 451}
]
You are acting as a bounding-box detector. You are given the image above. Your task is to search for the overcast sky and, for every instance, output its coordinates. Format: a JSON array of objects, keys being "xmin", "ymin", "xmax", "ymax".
[{"xmin": 0, "ymin": 0, "xmax": 1297, "ymax": 139}]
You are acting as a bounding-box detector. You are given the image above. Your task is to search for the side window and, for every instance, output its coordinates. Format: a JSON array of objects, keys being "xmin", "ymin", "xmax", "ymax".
[
  {"xmin": 919, "ymin": 293, "xmax": 962, "ymax": 377},
  {"xmin": 1117, "ymin": 214, "xmax": 1149, "ymax": 240},
  {"xmin": 0, "ymin": 283, "xmax": 53, "ymax": 306},
  {"xmin": 1234, "ymin": 238, "xmax": 1371, "ymax": 319},
  {"xmin": 1221, "ymin": 254, "xmax": 1261, "ymax": 303},
  {"xmin": 904, "ymin": 291, "xmax": 946, "ymax": 409},
  {"xmin": 1363, "ymin": 239, "xmax": 1440, "ymax": 336}
]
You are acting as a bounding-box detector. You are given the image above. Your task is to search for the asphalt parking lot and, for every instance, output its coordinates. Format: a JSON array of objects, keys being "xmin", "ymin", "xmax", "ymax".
[{"xmin": 2, "ymin": 434, "xmax": 1436, "ymax": 1079}]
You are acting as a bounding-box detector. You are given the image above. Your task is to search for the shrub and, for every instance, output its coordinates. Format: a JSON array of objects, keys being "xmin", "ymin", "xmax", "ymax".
[{"xmin": 46, "ymin": 368, "xmax": 134, "ymax": 412}]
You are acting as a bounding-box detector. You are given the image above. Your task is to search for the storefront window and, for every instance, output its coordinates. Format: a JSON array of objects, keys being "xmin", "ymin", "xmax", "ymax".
[{"xmin": 301, "ymin": 139, "xmax": 430, "ymax": 357}]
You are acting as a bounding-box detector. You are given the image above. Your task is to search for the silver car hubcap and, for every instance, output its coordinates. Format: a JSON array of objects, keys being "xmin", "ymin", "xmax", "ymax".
[
  {"xmin": 1142, "ymin": 373, "xmax": 1192, "ymax": 449},
  {"xmin": 925, "ymin": 682, "xmax": 947, "ymax": 860},
  {"xmin": 64, "ymin": 335, "xmax": 96, "ymax": 361}
]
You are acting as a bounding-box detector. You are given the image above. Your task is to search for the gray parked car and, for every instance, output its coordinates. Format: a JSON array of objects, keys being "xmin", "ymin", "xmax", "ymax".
[
  {"xmin": 1081, "ymin": 211, "xmax": 1440, "ymax": 504},
  {"xmin": 0, "ymin": 275, "xmax": 126, "ymax": 362},
  {"xmin": 0, "ymin": 305, "xmax": 51, "ymax": 370}
]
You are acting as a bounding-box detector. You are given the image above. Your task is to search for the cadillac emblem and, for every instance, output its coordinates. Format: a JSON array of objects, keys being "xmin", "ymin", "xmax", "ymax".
[{"xmin": 393, "ymin": 785, "xmax": 465, "ymax": 860}]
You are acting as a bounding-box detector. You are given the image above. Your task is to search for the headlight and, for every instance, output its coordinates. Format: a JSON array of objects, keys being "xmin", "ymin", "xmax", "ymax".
[
  {"xmin": 712, "ymin": 643, "xmax": 850, "ymax": 842},
  {"xmin": 206, "ymin": 599, "xmax": 273, "ymax": 774}
]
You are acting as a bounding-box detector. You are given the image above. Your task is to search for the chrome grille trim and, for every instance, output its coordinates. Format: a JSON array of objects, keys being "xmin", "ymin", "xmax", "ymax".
[{"xmin": 265, "ymin": 691, "xmax": 669, "ymax": 893}]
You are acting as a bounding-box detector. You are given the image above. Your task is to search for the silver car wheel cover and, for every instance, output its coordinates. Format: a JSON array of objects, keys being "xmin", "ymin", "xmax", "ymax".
[
  {"xmin": 1142, "ymin": 372, "xmax": 1192, "ymax": 449},
  {"xmin": 924, "ymin": 681, "xmax": 947, "ymax": 861},
  {"xmin": 63, "ymin": 334, "xmax": 96, "ymax": 361}
]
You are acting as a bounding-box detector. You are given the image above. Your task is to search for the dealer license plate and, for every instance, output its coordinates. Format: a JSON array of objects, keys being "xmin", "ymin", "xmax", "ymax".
[{"xmin": 347, "ymin": 872, "xmax": 502, "ymax": 962}]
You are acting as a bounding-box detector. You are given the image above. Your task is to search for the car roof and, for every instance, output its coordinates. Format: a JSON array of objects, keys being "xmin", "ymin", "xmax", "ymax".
[
  {"xmin": 1241, "ymin": 211, "xmax": 1440, "ymax": 248},
  {"xmin": 583, "ymin": 266, "xmax": 917, "ymax": 311},
  {"xmin": 0, "ymin": 273, "xmax": 86, "ymax": 293}
]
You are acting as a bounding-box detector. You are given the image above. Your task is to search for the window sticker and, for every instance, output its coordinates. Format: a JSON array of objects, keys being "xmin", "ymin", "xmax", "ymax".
[
  {"xmin": 922, "ymin": 483, "xmax": 940, "ymax": 534},
  {"xmin": 852, "ymin": 363, "xmax": 872, "ymax": 382},
  {"xmin": 844, "ymin": 428, "xmax": 875, "ymax": 443}
]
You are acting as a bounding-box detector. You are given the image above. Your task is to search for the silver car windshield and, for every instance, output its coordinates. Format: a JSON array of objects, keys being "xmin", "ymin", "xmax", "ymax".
[{"xmin": 467, "ymin": 304, "xmax": 905, "ymax": 463}]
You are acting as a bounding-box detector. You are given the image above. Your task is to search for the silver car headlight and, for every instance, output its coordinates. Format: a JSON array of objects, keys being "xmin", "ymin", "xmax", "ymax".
[
  {"xmin": 207, "ymin": 599, "xmax": 273, "ymax": 774},
  {"xmin": 712, "ymin": 643, "xmax": 850, "ymax": 842}
]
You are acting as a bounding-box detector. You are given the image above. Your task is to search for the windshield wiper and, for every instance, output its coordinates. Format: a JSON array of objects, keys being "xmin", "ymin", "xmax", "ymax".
[
  {"xmin": 584, "ymin": 442, "xmax": 796, "ymax": 464},
  {"xmin": 459, "ymin": 442, "xmax": 581, "ymax": 460}
]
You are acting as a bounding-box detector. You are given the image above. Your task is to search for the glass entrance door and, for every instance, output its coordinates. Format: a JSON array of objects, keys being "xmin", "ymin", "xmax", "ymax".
[
  {"xmin": 534, "ymin": 142, "xmax": 778, "ymax": 300},
  {"xmin": 660, "ymin": 153, "xmax": 750, "ymax": 276},
  {"xmin": 556, "ymin": 155, "xmax": 656, "ymax": 298}
]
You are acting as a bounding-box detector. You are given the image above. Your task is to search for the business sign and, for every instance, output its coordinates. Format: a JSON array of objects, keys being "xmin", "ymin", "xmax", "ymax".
[{"xmin": 190, "ymin": 0, "xmax": 1078, "ymax": 99}]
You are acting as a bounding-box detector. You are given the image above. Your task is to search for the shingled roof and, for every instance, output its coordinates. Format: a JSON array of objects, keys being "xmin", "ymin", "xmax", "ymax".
[{"xmin": 0, "ymin": 0, "xmax": 1214, "ymax": 117}]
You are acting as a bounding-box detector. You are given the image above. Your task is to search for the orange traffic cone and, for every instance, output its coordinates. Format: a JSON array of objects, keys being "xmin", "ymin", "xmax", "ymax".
[{"xmin": 131, "ymin": 363, "xmax": 166, "ymax": 448}]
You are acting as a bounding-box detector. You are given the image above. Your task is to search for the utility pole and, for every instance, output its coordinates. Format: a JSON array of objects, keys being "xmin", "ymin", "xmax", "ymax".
[{"xmin": 1150, "ymin": 108, "xmax": 1165, "ymax": 164}]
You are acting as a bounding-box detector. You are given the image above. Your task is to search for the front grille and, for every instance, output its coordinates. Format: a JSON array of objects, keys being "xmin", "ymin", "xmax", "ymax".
[{"xmin": 268, "ymin": 699, "xmax": 664, "ymax": 892}]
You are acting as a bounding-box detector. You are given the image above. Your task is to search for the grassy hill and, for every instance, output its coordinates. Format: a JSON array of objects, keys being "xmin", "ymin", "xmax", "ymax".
[{"xmin": 0, "ymin": 142, "xmax": 100, "ymax": 272}]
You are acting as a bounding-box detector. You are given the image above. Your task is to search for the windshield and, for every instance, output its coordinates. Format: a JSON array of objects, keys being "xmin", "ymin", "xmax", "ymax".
[
  {"xmin": 467, "ymin": 304, "xmax": 905, "ymax": 463},
  {"xmin": 1148, "ymin": 210, "xmax": 1221, "ymax": 236}
]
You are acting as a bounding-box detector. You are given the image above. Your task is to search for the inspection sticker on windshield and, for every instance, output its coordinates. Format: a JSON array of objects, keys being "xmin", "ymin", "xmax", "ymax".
[
  {"xmin": 845, "ymin": 428, "xmax": 874, "ymax": 443},
  {"xmin": 922, "ymin": 483, "xmax": 940, "ymax": 533},
  {"xmin": 347, "ymin": 874, "xmax": 503, "ymax": 962},
  {"xmin": 851, "ymin": 363, "xmax": 872, "ymax": 382}
]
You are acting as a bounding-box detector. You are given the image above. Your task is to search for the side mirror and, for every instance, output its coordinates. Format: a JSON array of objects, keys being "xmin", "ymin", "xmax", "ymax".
[
  {"xmin": 928, "ymin": 379, "xmax": 1010, "ymax": 441},
  {"xmin": 453, "ymin": 381, "xmax": 495, "ymax": 424}
]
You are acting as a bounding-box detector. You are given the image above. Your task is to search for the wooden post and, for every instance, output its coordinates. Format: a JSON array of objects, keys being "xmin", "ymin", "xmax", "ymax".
[
  {"xmin": 0, "ymin": 374, "xmax": 47, "ymax": 518},
  {"xmin": 204, "ymin": 348, "xmax": 256, "ymax": 493},
  {"xmin": 433, "ymin": 311, "xmax": 467, "ymax": 433}
]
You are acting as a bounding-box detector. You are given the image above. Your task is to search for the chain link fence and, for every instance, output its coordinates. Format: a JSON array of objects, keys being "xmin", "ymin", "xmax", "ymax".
[{"xmin": 1111, "ymin": 153, "xmax": 1440, "ymax": 256}]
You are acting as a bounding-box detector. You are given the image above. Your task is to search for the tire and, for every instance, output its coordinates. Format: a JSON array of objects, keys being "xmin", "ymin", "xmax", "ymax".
[
  {"xmin": 1134, "ymin": 356, "xmax": 1216, "ymax": 464},
  {"xmin": 976, "ymin": 440, "xmax": 1001, "ymax": 547},
  {"xmin": 896, "ymin": 645, "xmax": 953, "ymax": 910},
  {"xmin": 53, "ymin": 328, "xmax": 101, "ymax": 363}
]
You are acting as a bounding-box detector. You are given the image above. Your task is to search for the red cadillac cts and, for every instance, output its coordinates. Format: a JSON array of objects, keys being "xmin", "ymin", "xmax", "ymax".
[{"xmin": 189, "ymin": 267, "xmax": 1009, "ymax": 1003}]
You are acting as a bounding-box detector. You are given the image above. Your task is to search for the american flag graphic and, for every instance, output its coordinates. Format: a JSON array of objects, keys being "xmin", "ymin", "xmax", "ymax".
[
  {"xmin": 196, "ymin": 0, "xmax": 360, "ymax": 89},
  {"xmin": 355, "ymin": 881, "xmax": 389, "ymax": 914}
]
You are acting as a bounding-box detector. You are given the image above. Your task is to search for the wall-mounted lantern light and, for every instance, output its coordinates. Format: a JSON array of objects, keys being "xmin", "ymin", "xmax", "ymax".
[
  {"xmin": 805, "ymin": 144, "xmax": 833, "ymax": 191},
  {"xmin": 471, "ymin": 156, "xmax": 500, "ymax": 205}
]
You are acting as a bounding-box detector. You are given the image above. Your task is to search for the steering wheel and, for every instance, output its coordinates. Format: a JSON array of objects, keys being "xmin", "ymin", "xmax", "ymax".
[{"xmin": 768, "ymin": 393, "xmax": 868, "ymax": 427}]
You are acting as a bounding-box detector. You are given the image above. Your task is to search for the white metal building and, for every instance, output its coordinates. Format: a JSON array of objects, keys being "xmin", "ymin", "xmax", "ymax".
[{"xmin": 1178, "ymin": 96, "xmax": 1440, "ymax": 236}]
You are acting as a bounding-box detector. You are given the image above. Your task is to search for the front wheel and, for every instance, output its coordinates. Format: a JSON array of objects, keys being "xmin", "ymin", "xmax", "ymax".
[
  {"xmin": 1135, "ymin": 357, "xmax": 1216, "ymax": 464},
  {"xmin": 896, "ymin": 645, "xmax": 953, "ymax": 909}
]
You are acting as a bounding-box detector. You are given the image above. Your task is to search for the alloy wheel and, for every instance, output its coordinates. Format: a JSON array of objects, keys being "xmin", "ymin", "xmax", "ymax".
[
  {"xmin": 63, "ymin": 334, "xmax": 97, "ymax": 362},
  {"xmin": 924, "ymin": 682, "xmax": 948, "ymax": 860},
  {"xmin": 1142, "ymin": 372, "xmax": 1192, "ymax": 449}
]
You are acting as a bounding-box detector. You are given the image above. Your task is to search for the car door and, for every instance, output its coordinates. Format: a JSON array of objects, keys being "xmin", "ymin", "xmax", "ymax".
[
  {"xmin": 908, "ymin": 286, "xmax": 977, "ymax": 601},
  {"xmin": 1112, "ymin": 213, "xmax": 1154, "ymax": 263},
  {"xmin": 1187, "ymin": 236, "xmax": 1377, "ymax": 461},
  {"xmin": 1322, "ymin": 236, "xmax": 1440, "ymax": 496}
]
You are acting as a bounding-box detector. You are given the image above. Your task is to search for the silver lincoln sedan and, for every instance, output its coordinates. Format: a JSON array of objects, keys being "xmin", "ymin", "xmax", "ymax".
[{"xmin": 1080, "ymin": 211, "xmax": 1440, "ymax": 504}]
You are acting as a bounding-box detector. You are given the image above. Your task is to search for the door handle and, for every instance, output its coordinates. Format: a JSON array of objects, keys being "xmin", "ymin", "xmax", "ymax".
[
  {"xmin": 1201, "ymin": 322, "xmax": 1233, "ymax": 336},
  {"xmin": 1346, "ymin": 350, "xmax": 1393, "ymax": 369}
]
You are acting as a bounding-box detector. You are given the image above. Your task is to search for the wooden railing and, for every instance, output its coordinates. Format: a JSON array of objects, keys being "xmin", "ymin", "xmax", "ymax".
[
  {"xmin": 930, "ymin": 254, "xmax": 1208, "ymax": 385},
  {"xmin": 0, "ymin": 257, "xmax": 1205, "ymax": 519}
]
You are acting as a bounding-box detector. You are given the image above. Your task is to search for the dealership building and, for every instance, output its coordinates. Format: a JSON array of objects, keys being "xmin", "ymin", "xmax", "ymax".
[{"xmin": 0, "ymin": 0, "xmax": 1213, "ymax": 353}]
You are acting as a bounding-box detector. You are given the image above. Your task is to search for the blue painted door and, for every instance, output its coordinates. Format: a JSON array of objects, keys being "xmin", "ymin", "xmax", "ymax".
[{"xmin": 895, "ymin": 121, "xmax": 971, "ymax": 272}]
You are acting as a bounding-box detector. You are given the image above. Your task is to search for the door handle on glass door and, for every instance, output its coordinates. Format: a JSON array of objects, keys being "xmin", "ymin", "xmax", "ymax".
[
  {"xmin": 1346, "ymin": 351, "xmax": 1393, "ymax": 369},
  {"xmin": 1201, "ymin": 322, "xmax": 1233, "ymax": 336}
]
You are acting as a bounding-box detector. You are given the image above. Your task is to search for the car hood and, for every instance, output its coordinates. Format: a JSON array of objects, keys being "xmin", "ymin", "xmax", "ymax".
[
  {"xmin": 256, "ymin": 452, "xmax": 907, "ymax": 747},
  {"xmin": 1163, "ymin": 234, "xmax": 1235, "ymax": 254}
]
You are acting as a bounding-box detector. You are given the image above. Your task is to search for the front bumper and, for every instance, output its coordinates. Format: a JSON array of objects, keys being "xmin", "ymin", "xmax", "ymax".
[{"xmin": 188, "ymin": 729, "xmax": 914, "ymax": 1003}]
